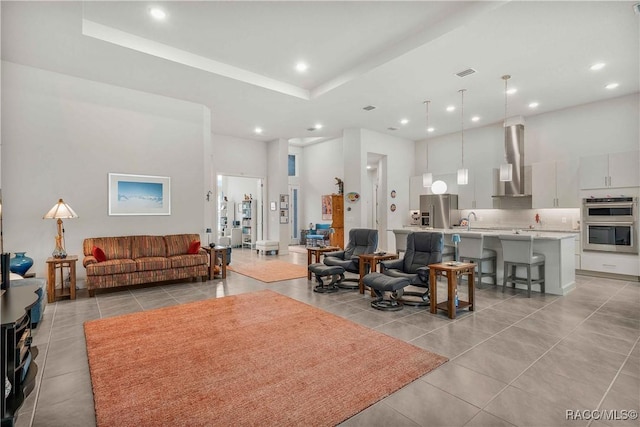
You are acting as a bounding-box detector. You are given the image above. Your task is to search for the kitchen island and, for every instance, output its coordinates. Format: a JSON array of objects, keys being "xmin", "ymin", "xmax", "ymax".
[{"xmin": 392, "ymin": 227, "xmax": 577, "ymax": 296}]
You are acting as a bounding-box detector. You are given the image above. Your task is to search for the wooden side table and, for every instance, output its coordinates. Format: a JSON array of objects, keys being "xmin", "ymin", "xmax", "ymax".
[
  {"xmin": 203, "ymin": 246, "xmax": 227, "ymax": 279},
  {"xmin": 429, "ymin": 262, "xmax": 475, "ymax": 319},
  {"xmin": 306, "ymin": 246, "xmax": 340, "ymax": 279},
  {"xmin": 358, "ymin": 253, "xmax": 399, "ymax": 294},
  {"xmin": 46, "ymin": 256, "xmax": 77, "ymax": 303}
]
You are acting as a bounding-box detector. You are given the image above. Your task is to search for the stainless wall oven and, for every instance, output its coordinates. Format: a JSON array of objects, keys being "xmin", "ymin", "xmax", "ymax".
[{"xmin": 582, "ymin": 197, "xmax": 638, "ymax": 254}]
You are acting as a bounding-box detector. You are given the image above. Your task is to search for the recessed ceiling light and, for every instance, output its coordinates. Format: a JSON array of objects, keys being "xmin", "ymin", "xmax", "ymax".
[
  {"xmin": 529, "ymin": 102, "xmax": 539, "ymax": 108},
  {"xmin": 366, "ymin": 165, "xmax": 372, "ymax": 170},
  {"xmin": 254, "ymin": 127, "xmax": 263, "ymax": 134},
  {"xmin": 506, "ymin": 88, "xmax": 517, "ymax": 95},
  {"xmin": 400, "ymin": 119, "xmax": 409, "ymax": 125},
  {"xmin": 149, "ymin": 8, "xmax": 167, "ymax": 20},
  {"xmin": 590, "ymin": 62, "xmax": 606, "ymax": 71},
  {"xmin": 314, "ymin": 123, "xmax": 323, "ymax": 130},
  {"xmin": 295, "ymin": 62, "xmax": 308, "ymax": 72},
  {"xmin": 605, "ymin": 82, "xmax": 619, "ymax": 89},
  {"xmin": 427, "ymin": 127, "xmax": 435, "ymax": 133},
  {"xmin": 446, "ymin": 106, "xmax": 455, "ymax": 112},
  {"xmin": 471, "ymin": 116, "xmax": 480, "ymax": 122}
]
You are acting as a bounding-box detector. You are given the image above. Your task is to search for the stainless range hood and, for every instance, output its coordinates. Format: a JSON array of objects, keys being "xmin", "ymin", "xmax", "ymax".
[{"xmin": 492, "ymin": 123, "xmax": 532, "ymax": 209}]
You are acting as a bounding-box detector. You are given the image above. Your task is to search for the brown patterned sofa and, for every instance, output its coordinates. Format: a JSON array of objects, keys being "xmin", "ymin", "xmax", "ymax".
[{"xmin": 82, "ymin": 234, "xmax": 208, "ymax": 296}]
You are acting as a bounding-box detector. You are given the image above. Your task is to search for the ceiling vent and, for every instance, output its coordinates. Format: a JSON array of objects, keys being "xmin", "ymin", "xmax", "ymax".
[
  {"xmin": 387, "ymin": 127, "xmax": 398, "ymax": 131},
  {"xmin": 306, "ymin": 127, "xmax": 316, "ymax": 131},
  {"xmin": 362, "ymin": 105, "xmax": 376, "ymax": 111},
  {"xmin": 455, "ymin": 68, "xmax": 477, "ymax": 78}
]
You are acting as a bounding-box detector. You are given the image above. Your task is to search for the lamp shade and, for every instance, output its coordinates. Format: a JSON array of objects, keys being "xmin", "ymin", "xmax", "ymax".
[
  {"xmin": 422, "ymin": 172, "xmax": 433, "ymax": 188},
  {"xmin": 500, "ymin": 163, "xmax": 513, "ymax": 182},
  {"xmin": 457, "ymin": 168, "xmax": 469, "ymax": 185},
  {"xmin": 451, "ymin": 234, "xmax": 461, "ymax": 244},
  {"xmin": 43, "ymin": 199, "xmax": 78, "ymax": 219},
  {"xmin": 431, "ymin": 180, "xmax": 447, "ymax": 195}
]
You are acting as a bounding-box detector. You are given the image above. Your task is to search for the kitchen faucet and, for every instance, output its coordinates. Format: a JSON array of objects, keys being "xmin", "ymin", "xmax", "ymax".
[{"xmin": 467, "ymin": 211, "xmax": 477, "ymax": 231}]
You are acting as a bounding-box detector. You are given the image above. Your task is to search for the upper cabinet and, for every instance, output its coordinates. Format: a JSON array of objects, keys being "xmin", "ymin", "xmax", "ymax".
[
  {"xmin": 579, "ymin": 151, "xmax": 640, "ymax": 190},
  {"xmin": 458, "ymin": 168, "xmax": 495, "ymax": 209},
  {"xmin": 532, "ymin": 159, "xmax": 579, "ymax": 208}
]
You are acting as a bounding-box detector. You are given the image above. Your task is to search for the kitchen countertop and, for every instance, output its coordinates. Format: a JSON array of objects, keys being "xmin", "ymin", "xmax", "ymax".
[
  {"xmin": 391, "ymin": 226, "xmax": 577, "ymax": 295},
  {"xmin": 393, "ymin": 226, "xmax": 577, "ymax": 240}
]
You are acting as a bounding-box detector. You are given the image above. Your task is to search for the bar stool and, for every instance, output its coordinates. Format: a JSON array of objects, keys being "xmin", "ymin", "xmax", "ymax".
[
  {"xmin": 458, "ymin": 232, "xmax": 497, "ymax": 286},
  {"xmin": 498, "ymin": 234, "xmax": 545, "ymax": 297}
]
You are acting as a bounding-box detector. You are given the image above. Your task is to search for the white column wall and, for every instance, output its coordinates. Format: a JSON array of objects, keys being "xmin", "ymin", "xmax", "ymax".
[{"xmin": 267, "ymin": 138, "xmax": 289, "ymax": 254}]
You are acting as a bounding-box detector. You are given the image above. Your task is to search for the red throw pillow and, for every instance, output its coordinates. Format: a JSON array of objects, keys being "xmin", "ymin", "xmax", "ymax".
[
  {"xmin": 188, "ymin": 240, "xmax": 201, "ymax": 254},
  {"xmin": 92, "ymin": 246, "xmax": 107, "ymax": 262}
]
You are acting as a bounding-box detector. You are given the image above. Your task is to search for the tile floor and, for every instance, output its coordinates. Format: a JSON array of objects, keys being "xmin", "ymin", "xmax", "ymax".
[{"xmin": 15, "ymin": 247, "xmax": 640, "ymax": 427}]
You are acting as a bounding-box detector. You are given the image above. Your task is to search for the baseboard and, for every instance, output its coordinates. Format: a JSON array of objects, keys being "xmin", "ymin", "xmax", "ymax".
[{"xmin": 576, "ymin": 269, "xmax": 640, "ymax": 282}]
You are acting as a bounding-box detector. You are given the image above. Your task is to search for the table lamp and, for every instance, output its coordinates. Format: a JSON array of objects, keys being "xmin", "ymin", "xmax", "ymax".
[
  {"xmin": 43, "ymin": 199, "xmax": 78, "ymax": 258},
  {"xmin": 451, "ymin": 234, "xmax": 461, "ymax": 262},
  {"xmin": 205, "ymin": 228, "xmax": 213, "ymax": 247}
]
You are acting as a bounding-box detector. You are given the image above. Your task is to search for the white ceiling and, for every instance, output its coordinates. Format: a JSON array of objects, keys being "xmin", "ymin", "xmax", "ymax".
[{"xmin": 2, "ymin": 1, "xmax": 639, "ymax": 145}]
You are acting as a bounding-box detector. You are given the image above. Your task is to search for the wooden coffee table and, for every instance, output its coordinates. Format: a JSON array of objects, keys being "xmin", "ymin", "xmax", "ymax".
[
  {"xmin": 306, "ymin": 246, "xmax": 340, "ymax": 280},
  {"xmin": 428, "ymin": 262, "xmax": 475, "ymax": 319}
]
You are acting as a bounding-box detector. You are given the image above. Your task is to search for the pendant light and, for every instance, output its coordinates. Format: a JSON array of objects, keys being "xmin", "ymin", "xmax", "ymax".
[
  {"xmin": 457, "ymin": 89, "xmax": 468, "ymax": 185},
  {"xmin": 422, "ymin": 100, "xmax": 433, "ymax": 188},
  {"xmin": 500, "ymin": 75, "xmax": 513, "ymax": 182}
]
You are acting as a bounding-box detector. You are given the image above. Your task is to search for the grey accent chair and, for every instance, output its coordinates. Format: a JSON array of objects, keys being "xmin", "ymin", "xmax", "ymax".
[
  {"xmin": 379, "ymin": 231, "xmax": 443, "ymax": 305},
  {"xmin": 323, "ymin": 228, "xmax": 378, "ymax": 288}
]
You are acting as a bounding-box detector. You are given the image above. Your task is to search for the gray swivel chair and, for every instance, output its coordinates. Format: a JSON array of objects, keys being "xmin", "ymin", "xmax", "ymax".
[
  {"xmin": 379, "ymin": 231, "xmax": 443, "ymax": 306},
  {"xmin": 323, "ymin": 228, "xmax": 378, "ymax": 288}
]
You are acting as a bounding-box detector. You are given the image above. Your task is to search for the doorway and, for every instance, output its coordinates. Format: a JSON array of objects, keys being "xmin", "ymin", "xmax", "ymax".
[{"xmin": 216, "ymin": 175, "xmax": 264, "ymax": 248}]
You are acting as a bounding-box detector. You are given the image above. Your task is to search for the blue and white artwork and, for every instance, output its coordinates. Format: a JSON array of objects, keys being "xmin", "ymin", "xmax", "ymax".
[{"xmin": 109, "ymin": 173, "xmax": 171, "ymax": 215}]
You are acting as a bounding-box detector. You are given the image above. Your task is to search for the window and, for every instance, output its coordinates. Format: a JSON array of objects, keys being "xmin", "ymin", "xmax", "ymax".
[{"xmin": 288, "ymin": 154, "xmax": 296, "ymax": 177}]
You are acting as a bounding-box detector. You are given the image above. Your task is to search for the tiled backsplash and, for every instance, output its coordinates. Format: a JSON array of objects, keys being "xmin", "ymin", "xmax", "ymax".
[{"xmin": 459, "ymin": 208, "xmax": 581, "ymax": 231}]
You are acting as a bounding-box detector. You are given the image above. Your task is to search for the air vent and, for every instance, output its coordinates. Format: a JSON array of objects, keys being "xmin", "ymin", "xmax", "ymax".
[
  {"xmin": 455, "ymin": 68, "xmax": 477, "ymax": 78},
  {"xmin": 307, "ymin": 127, "xmax": 316, "ymax": 131},
  {"xmin": 363, "ymin": 105, "xmax": 376, "ymax": 111},
  {"xmin": 387, "ymin": 127, "xmax": 398, "ymax": 131}
]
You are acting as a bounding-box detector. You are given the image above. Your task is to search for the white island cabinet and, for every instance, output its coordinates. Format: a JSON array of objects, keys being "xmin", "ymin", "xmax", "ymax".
[{"xmin": 393, "ymin": 228, "xmax": 577, "ymax": 295}]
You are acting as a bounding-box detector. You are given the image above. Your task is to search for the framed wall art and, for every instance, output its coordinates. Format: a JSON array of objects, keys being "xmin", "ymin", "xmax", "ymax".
[
  {"xmin": 108, "ymin": 173, "xmax": 171, "ymax": 216},
  {"xmin": 321, "ymin": 195, "xmax": 332, "ymax": 220}
]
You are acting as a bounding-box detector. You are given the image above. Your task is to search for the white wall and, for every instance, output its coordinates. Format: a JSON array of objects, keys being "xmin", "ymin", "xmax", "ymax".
[
  {"xmin": 526, "ymin": 93, "xmax": 639, "ymax": 162},
  {"xmin": 301, "ymin": 137, "xmax": 344, "ymax": 228},
  {"xmin": 212, "ymin": 133, "xmax": 267, "ymax": 177},
  {"xmin": 416, "ymin": 93, "xmax": 640, "ymax": 185},
  {"xmin": 1, "ymin": 62, "xmax": 209, "ymax": 281}
]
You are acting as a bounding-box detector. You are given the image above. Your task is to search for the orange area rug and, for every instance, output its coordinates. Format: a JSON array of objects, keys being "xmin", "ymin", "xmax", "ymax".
[
  {"xmin": 85, "ymin": 290, "xmax": 447, "ymax": 427},
  {"xmin": 228, "ymin": 260, "xmax": 308, "ymax": 282}
]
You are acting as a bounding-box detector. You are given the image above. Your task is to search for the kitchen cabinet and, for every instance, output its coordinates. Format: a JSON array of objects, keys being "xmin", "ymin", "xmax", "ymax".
[
  {"xmin": 579, "ymin": 150, "xmax": 639, "ymax": 189},
  {"xmin": 330, "ymin": 194, "xmax": 344, "ymax": 249},
  {"xmin": 458, "ymin": 168, "xmax": 495, "ymax": 209},
  {"xmin": 581, "ymin": 252, "xmax": 639, "ymax": 277},
  {"xmin": 532, "ymin": 160, "xmax": 579, "ymax": 208}
]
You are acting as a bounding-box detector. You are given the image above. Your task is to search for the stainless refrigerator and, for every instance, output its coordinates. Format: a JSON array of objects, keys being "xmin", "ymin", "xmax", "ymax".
[{"xmin": 419, "ymin": 194, "xmax": 459, "ymax": 229}]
